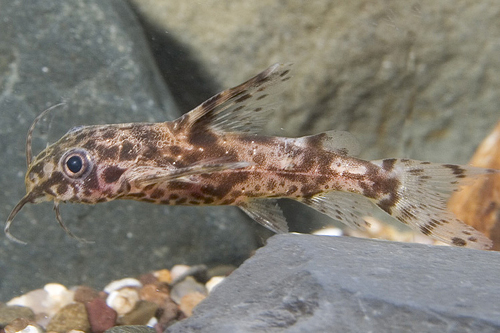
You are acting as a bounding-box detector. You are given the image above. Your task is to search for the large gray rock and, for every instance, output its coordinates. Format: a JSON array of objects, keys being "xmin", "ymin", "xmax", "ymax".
[
  {"xmin": 130, "ymin": 0, "xmax": 500, "ymax": 163},
  {"xmin": 0, "ymin": 1, "xmax": 259, "ymax": 301},
  {"xmin": 169, "ymin": 234, "xmax": 500, "ymax": 332}
]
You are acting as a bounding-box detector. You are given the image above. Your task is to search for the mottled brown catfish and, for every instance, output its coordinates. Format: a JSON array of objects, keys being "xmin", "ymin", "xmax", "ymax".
[{"xmin": 5, "ymin": 64, "xmax": 498, "ymax": 249}]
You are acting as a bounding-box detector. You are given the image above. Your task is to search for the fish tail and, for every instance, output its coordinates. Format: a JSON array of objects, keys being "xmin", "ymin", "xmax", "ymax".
[{"xmin": 371, "ymin": 158, "xmax": 496, "ymax": 250}]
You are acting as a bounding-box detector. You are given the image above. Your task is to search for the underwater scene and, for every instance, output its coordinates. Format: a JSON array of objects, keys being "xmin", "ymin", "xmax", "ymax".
[{"xmin": 0, "ymin": 1, "xmax": 499, "ymax": 332}]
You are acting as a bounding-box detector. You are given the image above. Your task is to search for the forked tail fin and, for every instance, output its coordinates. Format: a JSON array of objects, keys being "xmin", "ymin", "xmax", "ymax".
[{"xmin": 370, "ymin": 159, "xmax": 496, "ymax": 250}]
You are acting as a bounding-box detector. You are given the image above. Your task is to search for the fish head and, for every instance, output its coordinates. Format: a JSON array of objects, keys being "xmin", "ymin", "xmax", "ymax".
[
  {"xmin": 25, "ymin": 124, "xmax": 131, "ymax": 204},
  {"xmin": 6, "ymin": 124, "xmax": 129, "ymax": 243}
]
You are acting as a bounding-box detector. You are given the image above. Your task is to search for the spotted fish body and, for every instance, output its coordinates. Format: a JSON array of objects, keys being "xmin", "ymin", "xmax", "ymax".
[{"xmin": 6, "ymin": 64, "xmax": 497, "ymax": 249}]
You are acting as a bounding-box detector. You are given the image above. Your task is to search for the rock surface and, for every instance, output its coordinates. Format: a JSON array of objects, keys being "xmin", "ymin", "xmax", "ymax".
[
  {"xmin": 0, "ymin": 0, "xmax": 259, "ymax": 301},
  {"xmin": 168, "ymin": 234, "xmax": 500, "ymax": 333},
  {"xmin": 130, "ymin": 0, "xmax": 500, "ymax": 163}
]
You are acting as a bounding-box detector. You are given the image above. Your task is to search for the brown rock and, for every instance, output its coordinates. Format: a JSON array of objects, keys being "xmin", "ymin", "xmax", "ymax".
[
  {"xmin": 73, "ymin": 286, "xmax": 100, "ymax": 304},
  {"xmin": 46, "ymin": 302, "xmax": 90, "ymax": 333},
  {"xmin": 0, "ymin": 305, "xmax": 35, "ymax": 326},
  {"xmin": 170, "ymin": 277, "xmax": 207, "ymax": 304},
  {"xmin": 139, "ymin": 284, "xmax": 170, "ymax": 306},
  {"xmin": 157, "ymin": 297, "xmax": 180, "ymax": 328},
  {"xmin": 154, "ymin": 269, "xmax": 172, "ymax": 284},
  {"xmin": 118, "ymin": 301, "xmax": 158, "ymax": 326},
  {"xmin": 138, "ymin": 273, "xmax": 158, "ymax": 286},
  {"xmin": 85, "ymin": 297, "xmax": 117, "ymax": 333},
  {"xmin": 449, "ymin": 121, "xmax": 500, "ymax": 250},
  {"xmin": 179, "ymin": 292, "xmax": 206, "ymax": 317}
]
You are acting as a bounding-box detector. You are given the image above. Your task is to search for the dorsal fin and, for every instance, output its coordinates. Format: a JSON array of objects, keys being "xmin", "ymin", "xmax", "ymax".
[{"xmin": 179, "ymin": 63, "xmax": 293, "ymax": 134}]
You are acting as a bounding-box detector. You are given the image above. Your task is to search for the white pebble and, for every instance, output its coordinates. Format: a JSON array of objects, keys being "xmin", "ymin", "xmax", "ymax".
[
  {"xmin": 104, "ymin": 278, "xmax": 142, "ymax": 294},
  {"xmin": 205, "ymin": 276, "xmax": 225, "ymax": 293},
  {"xmin": 146, "ymin": 316, "xmax": 158, "ymax": 328},
  {"xmin": 106, "ymin": 287, "xmax": 140, "ymax": 316},
  {"xmin": 312, "ymin": 227, "xmax": 343, "ymax": 236},
  {"xmin": 170, "ymin": 265, "xmax": 191, "ymax": 281},
  {"xmin": 7, "ymin": 283, "xmax": 73, "ymax": 317}
]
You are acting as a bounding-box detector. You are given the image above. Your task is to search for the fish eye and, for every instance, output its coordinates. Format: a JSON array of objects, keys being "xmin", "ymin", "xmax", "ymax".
[{"xmin": 61, "ymin": 148, "xmax": 93, "ymax": 179}]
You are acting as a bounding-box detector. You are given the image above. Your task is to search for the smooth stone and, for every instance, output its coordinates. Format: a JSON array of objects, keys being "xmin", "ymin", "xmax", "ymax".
[
  {"xmin": 85, "ymin": 297, "xmax": 117, "ymax": 333},
  {"xmin": 170, "ymin": 277, "xmax": 207, "ymax": 304},
  {"xmin": 179, "ymin": 292, "xmax": 206, "ymax": 318},
  {"xmin": 169, "ymin": 234, "xmax": 500, "ymax": 333},
  {"xmin": 46, "ymin": 302, "xmax": 90, "ymax": 333},
  {"xmin": 0, "ymin": 305, "xmax": 35, "ymax": 326},
  {"xmin": 118, "ymin": 301, "xmax": 159, "ymax": 326}
]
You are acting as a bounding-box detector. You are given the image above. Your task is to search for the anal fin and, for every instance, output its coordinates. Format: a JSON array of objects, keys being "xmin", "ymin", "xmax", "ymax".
[{"xmin": 239, "ymin": 199, "xmax": 288, "ymax": 233}]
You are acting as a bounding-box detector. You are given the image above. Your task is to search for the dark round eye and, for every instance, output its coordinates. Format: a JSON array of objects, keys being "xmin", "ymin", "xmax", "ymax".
[
  {"xmin": 66, "ymin": 156, "xmax": 82, "ymax": 173},
  {"xmin": 61, "ymin": 148, "xmax": 93, "ymax": 179}
]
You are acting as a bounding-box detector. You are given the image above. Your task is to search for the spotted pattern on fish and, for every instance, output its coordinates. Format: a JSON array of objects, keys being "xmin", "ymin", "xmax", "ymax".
[{"xmin": 5, "ymin": 63, "xmax": 498, "ymax": 250}]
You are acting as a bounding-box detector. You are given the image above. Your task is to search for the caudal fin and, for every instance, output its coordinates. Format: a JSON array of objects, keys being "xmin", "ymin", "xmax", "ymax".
[{"xmin": 371, "ymin": 159, "xmax": 496, "ymax": 250}]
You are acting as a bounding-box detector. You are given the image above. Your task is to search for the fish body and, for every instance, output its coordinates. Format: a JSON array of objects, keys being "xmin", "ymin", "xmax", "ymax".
[{"xmin": 6, "ymin": 64, "xmax": 497, "ymax": 249}]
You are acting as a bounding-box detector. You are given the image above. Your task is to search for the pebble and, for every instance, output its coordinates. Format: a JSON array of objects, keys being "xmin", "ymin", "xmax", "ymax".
[
  {"xmin": 0, "ymin": 305, "xmax": 35, "ymax": 326},
  {"xmin": 153, "ymin": 269, "xmax": 172, "ymax": 284},
  {"xmin": 207, "ymin": 264, "xmax": 236, "ymax": 278},
  {"xmin": 85, "ymin": 297, "xmax": 117, "ymax": 333},
  {"xmin": 312, "ymin": 227, "xmax": 343, "ymax": 236},
  {"xmin": 157, "ymin": 297, "xmax": 180, "ymax": 328},
  {"xmin": 7, "ymin": 283, "xmax": 74, "ymax": 319},
  {"xmin": 73, "ymin": 286, "xmax": 100, "ymax": 304},
  {"xmin": 106, "ymin": 287, "xmax": 140, "ymax": 316},
  {"xmin": 205, "ymin": 276, "xmax": 225, "ymax": 293},
  {"xmin": 169, "ymin": 265, "xmax": 191, "ymax": 282},
  {"xmin": 104, "ymin": 278, "xmax": 142, "ymax": 294},
  {"xmin": 139, "ymin": 284, "xmax": 170, "ymax": 306},
  {"xmin": 118, "ymin": 301, "xmax": 158, "ymax": 326},
  {"xmin": 3, "ymin": 318, "xmax": 43, "ymax": 333},
  {"xmin": 170, "ymin": 277, "xmax": 207, "ymax": 304},
  {"xmin": 179, "ymin": 292, "xmax": 206, "ymax": 317},
  {"xmin": 46, "ymin": 302, "xmax": 90, "ymax": 333}
]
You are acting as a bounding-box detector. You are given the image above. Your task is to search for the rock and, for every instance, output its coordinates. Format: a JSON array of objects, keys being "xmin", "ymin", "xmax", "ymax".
[
  {"xmin": 170, "ymin": 277, "xmax": 207, "ymax": 304},
  {"xmin": 118, "ymin": 301, "xmax": 158, "ymax": 326},
  {"xmin": 104, "ymin": 325, "xmax": 156, "ymax": 333},
  {"xmin": 73, "ymin": 286, "xmax": 101, "ymax": 304},
  {"xmin": 106, "ymin": 288, "xmax": 140, "ymax": 317},
  {"xmin": 157, "ymin": 298, "xmax": 180, "ymax": 329},
  {"xmin": 104, "ymin": 279, "xmax": 143, "ymax": 294},
  {"xmin": 205, "ymin": 277, "xmax": 225, "ymax": 294},
  {"xmin": 153, "ymin": 269, "xmax": 172, "ymax": 284},
  {"xmin": 448, "ymin": 120, "xmax": 500, "ymax": 250},
  {"xmin": 130, "ymin": 0, "xmax": 500, "ymax": 164},
  {"xmin": 168, "ymin": 234, "xmax": 500, "ymax": 332},
  {"xmin": 179, "ymin": 292, "xmax": 206, "ymax": 318},
  {"xmin": 206, "ymin": 265, "xmax": 236, "ymax": 279},
  {"xmin": 170, "ymin": 265, "xmax": 208, "ymax": 285},
  {"xmin": 0, "ymin": 0, "xmax": 259, "ymax": 302},
  {"xmin": 4, "ymin": 318, "xmax": 43, "ymax": 333},
  {"xmin": 85, "ymin": 297, "xmax": 117, "ymax": 333},
  {"xmin": 46, "ymin": 302, "xmax": 90, "ymax": 333},
  {"xmin": 139, "ymin": 284, "xmax": 170, "ymax": 306},
  {"xmin": 0, "ymin": 305, "xmax": 35, "ymax": 326},
  {"xmin": 7, "ymin": 284, "xmax": 73, "ymax": 318}
]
